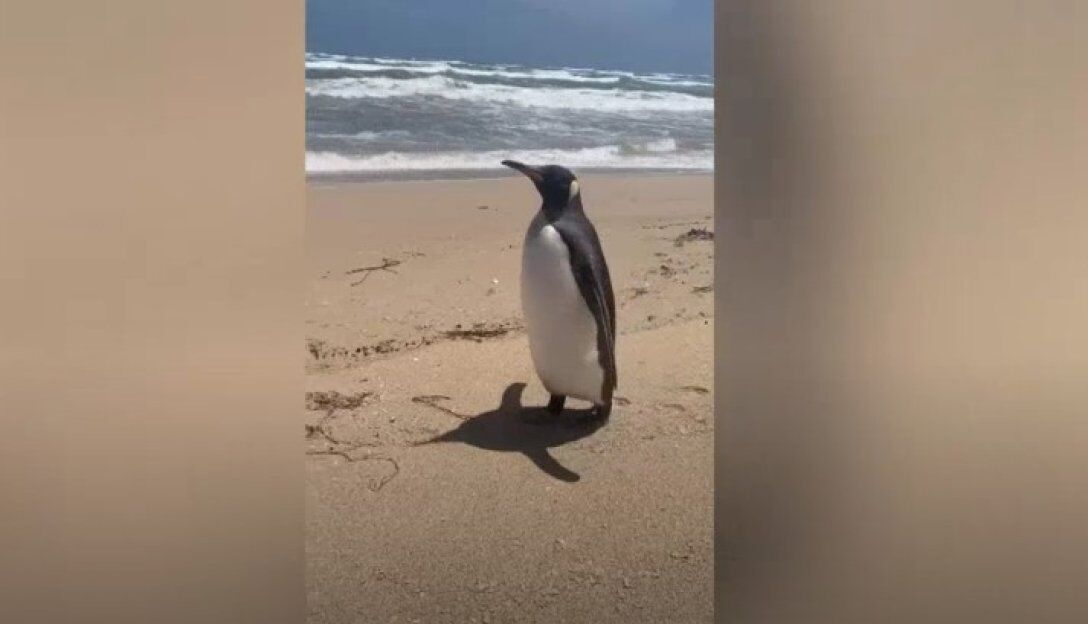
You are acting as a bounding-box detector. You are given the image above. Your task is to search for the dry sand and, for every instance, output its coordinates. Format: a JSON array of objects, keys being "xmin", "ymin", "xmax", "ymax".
[{"xmin": 305, "ymin": 173, "xmax": 714, "ymax": 623}]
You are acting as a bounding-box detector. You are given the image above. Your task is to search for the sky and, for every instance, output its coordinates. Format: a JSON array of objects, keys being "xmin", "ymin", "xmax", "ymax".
[{"xmin": 306, "ymin": 0, "xmax": 713, "ymax": 75}]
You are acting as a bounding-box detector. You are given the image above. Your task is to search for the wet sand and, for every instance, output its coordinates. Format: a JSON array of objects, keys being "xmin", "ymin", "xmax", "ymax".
[{"xmin": 306, "ymin": 173, "xmax": 714, "ymax": 623}]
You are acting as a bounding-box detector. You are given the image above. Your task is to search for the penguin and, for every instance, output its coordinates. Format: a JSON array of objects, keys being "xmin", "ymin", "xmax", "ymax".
[{"xmin": 501, "ymin": 160, "xmax": 617, "ymax": 422}]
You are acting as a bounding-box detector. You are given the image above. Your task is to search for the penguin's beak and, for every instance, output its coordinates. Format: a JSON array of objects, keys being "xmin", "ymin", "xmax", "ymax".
[{"xmin": 501, "ymin": 160, "xmax": 543, "ymax": 184}]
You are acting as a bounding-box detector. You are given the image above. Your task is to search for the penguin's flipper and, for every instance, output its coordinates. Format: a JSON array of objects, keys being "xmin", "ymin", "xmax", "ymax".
[{"xmin": 552, "ymin": 217, "xmax": 617, "ymax": 399}]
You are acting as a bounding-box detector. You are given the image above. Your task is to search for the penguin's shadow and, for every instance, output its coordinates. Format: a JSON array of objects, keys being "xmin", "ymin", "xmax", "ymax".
[{"xmin": 416, "ymin": 382, "xmax": 604, "ymax": 482}]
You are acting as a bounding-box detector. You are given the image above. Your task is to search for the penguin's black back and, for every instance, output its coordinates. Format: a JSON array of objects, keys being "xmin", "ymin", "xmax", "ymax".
[{"xmin": 548, "ymin": 198, "xmax": 617, "ymax": 401}]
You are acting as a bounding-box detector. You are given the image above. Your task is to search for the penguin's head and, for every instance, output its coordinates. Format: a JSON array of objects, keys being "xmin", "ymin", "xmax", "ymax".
[{"xmin": 501, "ymin": 160, "xmax": 581, "ymax": 210}]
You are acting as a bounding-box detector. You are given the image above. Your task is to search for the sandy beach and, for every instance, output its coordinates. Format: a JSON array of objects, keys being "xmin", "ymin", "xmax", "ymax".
[{"xmin": 305, "ymin": 173, "xmax": 714, "ymax": 623}]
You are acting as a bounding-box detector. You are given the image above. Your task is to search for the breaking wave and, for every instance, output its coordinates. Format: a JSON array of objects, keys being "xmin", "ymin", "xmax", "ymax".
[{"xmin": 306, "ymin": 52, "xmax": 713, "ymax": 175}]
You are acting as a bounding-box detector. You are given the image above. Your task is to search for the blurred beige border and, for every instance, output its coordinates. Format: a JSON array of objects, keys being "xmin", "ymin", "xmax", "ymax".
[
  {"xmin": 1, "ymin": 2, "xmax": 305, "ymax": 622},
  {"xmin": 716, "ymin": 2, "xmax": 1087, "ymax": 622}
]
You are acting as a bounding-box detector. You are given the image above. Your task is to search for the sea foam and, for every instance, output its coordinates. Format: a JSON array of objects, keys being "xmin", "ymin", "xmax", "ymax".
[
  {"xmin": 306, "ymin": 53, "xmax": 714, "ymax": 175},
  {"xmin": 306, "ymin": 75, "xmax": 712, "ymax": 113},
  {"xmin": 306, "ymin": 144, "xmax": 713, "ymax": 174}
]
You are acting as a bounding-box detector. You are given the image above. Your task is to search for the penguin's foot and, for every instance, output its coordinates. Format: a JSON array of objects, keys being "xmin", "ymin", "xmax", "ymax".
[
  {"xmin": 525, "ymin": 394, "xmax": 566, "ymax": 425},
  {"xmin": 546, "ymin": 394, "xmax": 566, "ymax": 415},
  {"xmin": 562, "ymin": 401, "xmax": 611, "ymax": 428}
]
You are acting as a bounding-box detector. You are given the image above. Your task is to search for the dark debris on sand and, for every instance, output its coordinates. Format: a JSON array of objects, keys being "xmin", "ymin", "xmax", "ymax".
[
  {"xmin": 307, "ymin": 337, "xmax": 422, "ymax": 362},
  {"xmin": 306, "ymin": 319, "xmax": 522, "ymax": 372},
  {"xmin": 346, "ymin": 258, "xmax": 402, "ymax": 286},
  {"xmin": 442, "ymin": 321, "xmax": 520, "ymax": 342},
  {"xmin": 306, "ymin": 390, "xmax": 373, "ymax": 413},
  {"xmin": 674, "ymin": 228, "xmax": 714, "ymax": 247}
]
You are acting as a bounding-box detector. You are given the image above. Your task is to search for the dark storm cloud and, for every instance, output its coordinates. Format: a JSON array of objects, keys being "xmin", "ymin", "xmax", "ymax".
[{"xmin": 306, "ymin": 0, "xmax": 712, "ymax": 74}]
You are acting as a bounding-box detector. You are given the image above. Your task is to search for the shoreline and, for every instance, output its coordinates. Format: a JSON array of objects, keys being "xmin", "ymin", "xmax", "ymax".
[{"xmin": 305, "ymin": 167, "xmax": 713, "ymax": 185}]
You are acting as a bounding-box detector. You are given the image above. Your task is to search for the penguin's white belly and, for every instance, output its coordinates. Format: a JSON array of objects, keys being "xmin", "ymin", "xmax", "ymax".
[{"xmin": 521, "ymin": 218, "xmax": 604, "ymax": 404}]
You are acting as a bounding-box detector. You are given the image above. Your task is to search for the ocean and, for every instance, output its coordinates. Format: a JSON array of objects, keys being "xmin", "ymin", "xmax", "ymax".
[{"xmin": 305, "ymin": 52, "xmax": 713, "ymax": 178}]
